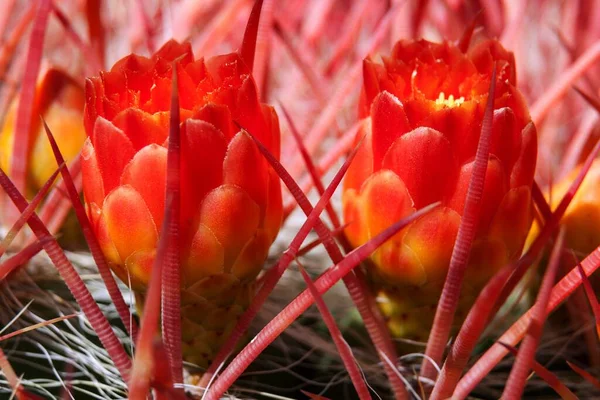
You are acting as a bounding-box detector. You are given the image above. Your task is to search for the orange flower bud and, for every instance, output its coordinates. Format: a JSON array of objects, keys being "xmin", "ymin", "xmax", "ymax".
[
  {"xmin": 82, "ymin": 40, "xmax": 282, "ymax": 367},
  {"xmin": 343, "ymin": 39, "xmax": 537, "ymax": 341},
  {"xmin": 0, "ymin": 68, "xmax": 85, "ymax": 194}
]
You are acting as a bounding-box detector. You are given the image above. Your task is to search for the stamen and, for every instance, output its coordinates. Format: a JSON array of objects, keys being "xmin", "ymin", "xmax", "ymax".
[{"xmin": 435, "ymin": 91, "xmax": 465, "ymax": 107}]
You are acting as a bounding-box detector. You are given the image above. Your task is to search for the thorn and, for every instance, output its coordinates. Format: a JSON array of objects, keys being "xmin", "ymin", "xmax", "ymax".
[{"xmin": 239, "ymin": 0, "xmax": 264, "ymax": 72}]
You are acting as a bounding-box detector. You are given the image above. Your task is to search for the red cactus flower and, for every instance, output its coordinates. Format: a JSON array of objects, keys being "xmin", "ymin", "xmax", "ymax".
[
  {"xmin": 342, "ymin": 38, "xmax": 537, "ymax": 342},
  {"xmin": 82, "ymin": 40, "xmax": 282, "ymax": 367},
  {"xmin": 0, "ymin": 68, "xmax": 85, "ymax": 195}
]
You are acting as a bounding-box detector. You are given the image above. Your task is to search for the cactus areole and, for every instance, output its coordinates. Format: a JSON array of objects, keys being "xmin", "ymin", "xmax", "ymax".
[
  {"xmin": 81, "ymin": 40, "xmax": 283, "ymax": 367},
  {"xmin": 343, "ymin": 38, "xmax": 537, "ymax": 342}
]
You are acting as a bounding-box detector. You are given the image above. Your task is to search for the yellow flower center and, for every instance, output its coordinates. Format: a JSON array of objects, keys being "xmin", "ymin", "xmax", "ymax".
[{"xmin": 435, "ymin": 92, "xmax": 465, "ymax": 108}]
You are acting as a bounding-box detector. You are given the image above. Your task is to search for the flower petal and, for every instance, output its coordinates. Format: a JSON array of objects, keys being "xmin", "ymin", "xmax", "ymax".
[
  {"xmin": 489, "ymin": 107, "xmax": 521, "ymax": 173},
  {"xmin": 92, "ymin": 117, "xmax": 136, "ymax": 195},
  {"xmin": 84, "ymin": 77, "xmax": 104, "ymax": 135},
  {"xmin": 152, "ymin": 39, "xmax": 194, "ymax": 67},
  {"xmin": 199, "ymin": 185, "xmax": 260, "ymax": 270},
  {"xmin": 191, "ymin": 103, "xmax": 236, "ymax": 143},
  {"xmin": 223, "ymin": 130, "xmax": 268, "ymax": 214},
  {"xmin": 124, "ymin": 249, "xmax": 156, "ymax": 290},
  {"xmin": 95, "ymin": 209, "xmax": 121, "ymax": 265},
  {"xmin": 121, "ymin": 144, "xmax": 167, "ymax": 230},
  {"xmin": 180, "ymin": 119, "xmax": 227, "ymax": 244},
  {"xmin": 360, "ymin": 169, "xmax": 415, "ymax": 240},
  {"xmin": 102, "ymin": 185, "xmax": 158, "ymax": 263},
  {"xmin": 111, "ymin": 54, "xmax": 154, "ymax": 105},
  {"xmin": 81, "ymin": 137, "xmax": 105, "ymax": 209},
  {"xmin": 184, "ymin": 223, "xmax": 225, "ymax": 286},
  {"xmin": 403, "ymin": 206, "xmax": 461, "ymax": 284},
  {"xmin": 510, "ymin": 122, "xmax": 537, "ymax": 188},
  {"xmin": 112, "ymin": 108, "xmax": 169, "ymax": 151},
  {"xmin": 372, "ymin": 242, "xmax": 427, "ymax": 287},
  {"xmin": 382, "ymin": 126, "xmax": 458, "ymax": 208},
  {"xmin": 264, "ymin": 168, "xmax": 283, "ymax": 243},
  {"xmin": 231, "ymin": 229, "xmax": 270, "ymax": 281},
  {"xmin": 342, "ymin": 189, "xmax": 368, "ymax": 247},
  {"xmin": 235, "ymin": 76, "xmax": 269, "ymax": 148},
  {"xmin": 489, "ymin": 186, "xmax": 533, "ymax": 258},
  {"xmin": 370, "ymin": 91, "xmax": 411, "ymax": 169},
  {"xmin": 261, "ymin": 104, "xmax": 281, "ymax": 159},
  {"xmin": 420, "ymin": 100, "xmax": 482, "ymax": 164}
]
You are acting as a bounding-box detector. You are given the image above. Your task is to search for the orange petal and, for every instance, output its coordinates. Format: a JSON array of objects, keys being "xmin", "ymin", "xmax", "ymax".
[
  {"xmin": 342, "ymin": 189, "xmax": 368, "ymax": 247},
  {"xmin": 235, "ymin": 75, "xmax": 269, "ymax": 147},
  {"xmin": 468, "ymin": 39, "xmax": 517, "ymax": 85},
  {"xmin": 152, "ymin": 39, "xmax": 194, "ymax": 66},
  {"xmin": 421, "ymin": 100, "xmax": 482, "ymax": 164},
  {"xmin": 184, "ymin": 223, "xmax": 225, "ymax": 286},
  {"xmin": 372, "ymin": 241, "xmax": 427, "ymax": 287},
  {"xmin": 391, "ymin": 39, "xmax": 437, "ymax": 64},
  {"xmin": 382, "ymin": 127, "xmax": 458, "ymax": 208},
  {"xmin": 84, "ymin": 77, "xmax": 104, "ymax": 135},
  {"xmin": 111, "ymin": 54, "xmax": 154, "ymax": 105},
  {"xmin": 87, "ymin": 202, "xmax": 103, "ymax": 232},
  {"xmin": 231, "ymin": 229, "xmax": 270, "ymax": 281},
  {"xmin": 102, "ymin": 185, "xmax": 158, "ymax": 263},
  {"xmin": 370, "ymin": 91, "xmax": 411, "ymax": 169},
  {"xmin": 92, "ymin": 117, "xmax": 136, "ymax": 195},
  {"xmin": 261, "ymin": 104, "xmax": 281, "ymax": 159},
  {"xmin": 413, "ymin": 59, "xmax": 451, "ymax": 99},
  {"xmin": 199, "ymin": 184, "xmax": 260, "ymax": 269},
  {"xmin": 205, "ymin": 53, "xmax": 248, "ymax": 87},
  {"xmin": 264, "ymin": 168, "xmax": 283, "ymax": 243},
  {"xmin": 510, "ymin": 122, "xmax": 537, "ymax": 188},
  {"xmin": 361, "ymin": 170, "xmax": 415, "ymax": 240},
  {"xmin": 180, "ymin": 119, "xmax": 227, "ymax": 244},
  {"xmin": 403, "ymin": 97, "xmax": 439, "ymax": 128},
  {"xmin": 489, "ymin": 186, "xmax": 533, "ymax": 258},
  {"xmin": 95, "ymin": 208, "xmax": 121, "ymax": 265},
  {"xmin": 124, "ymin": 249, "xmax": 156, "ymax": 290},
  {"xmin": 190, "ymin": 103, "xmax": 236, "ymax": 143},
  {"xmin": 99, "ymin": 69, "xmax": 128, "ymax": 120},
  {"xmin": 121, "ymin": 144, "xmax": 167, "ymax": 230},
  {"xmin": 223, "ymin": 130, "xmax": 268, "ymax": 213},
  {"xmin": 112, "ymin": 108, "xmax": 169, "ymax": 151},
  {"xmin": 489, "ymin": 107, "xmax": 520, "ymax": 173},
  {"xmin": 403, "ymin": 206, "xmax": 461, "ymax": 284},
  {"xmin": 147, "ymin": 76, "xmax": 172, "ymax": 113},
  {"xmin": 81, "ymin": 138, "xmax": 105, "ymax": 209},
  {"xmin": 177, "ymin": 64, "xmax": 201, "ymax": 110}
]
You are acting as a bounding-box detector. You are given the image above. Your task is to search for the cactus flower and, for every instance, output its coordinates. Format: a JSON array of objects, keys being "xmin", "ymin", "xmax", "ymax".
[
  {"xmin": 0, "ymin": 68, "xmax": 86, "ymax": 195},
  {"xmin": 530, "ymin": 160, "xmax": 600, "ymax": 260},
  {"xmin": 82, "ymin": 40, "xmax": 282, "ymax": 367},
  {"xmin": 342, "ymin": 39, "xmax": 537, "ymax": 342}
]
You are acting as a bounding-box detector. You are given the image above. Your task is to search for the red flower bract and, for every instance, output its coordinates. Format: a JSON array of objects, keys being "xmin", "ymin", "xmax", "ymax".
[
  {"xmin": 343, "ymin": 38, "xmax": 537, "ymax": 341},
  {"xmin": 82, "ymin": 40, "xmax": 282, "ymax": 366}
]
